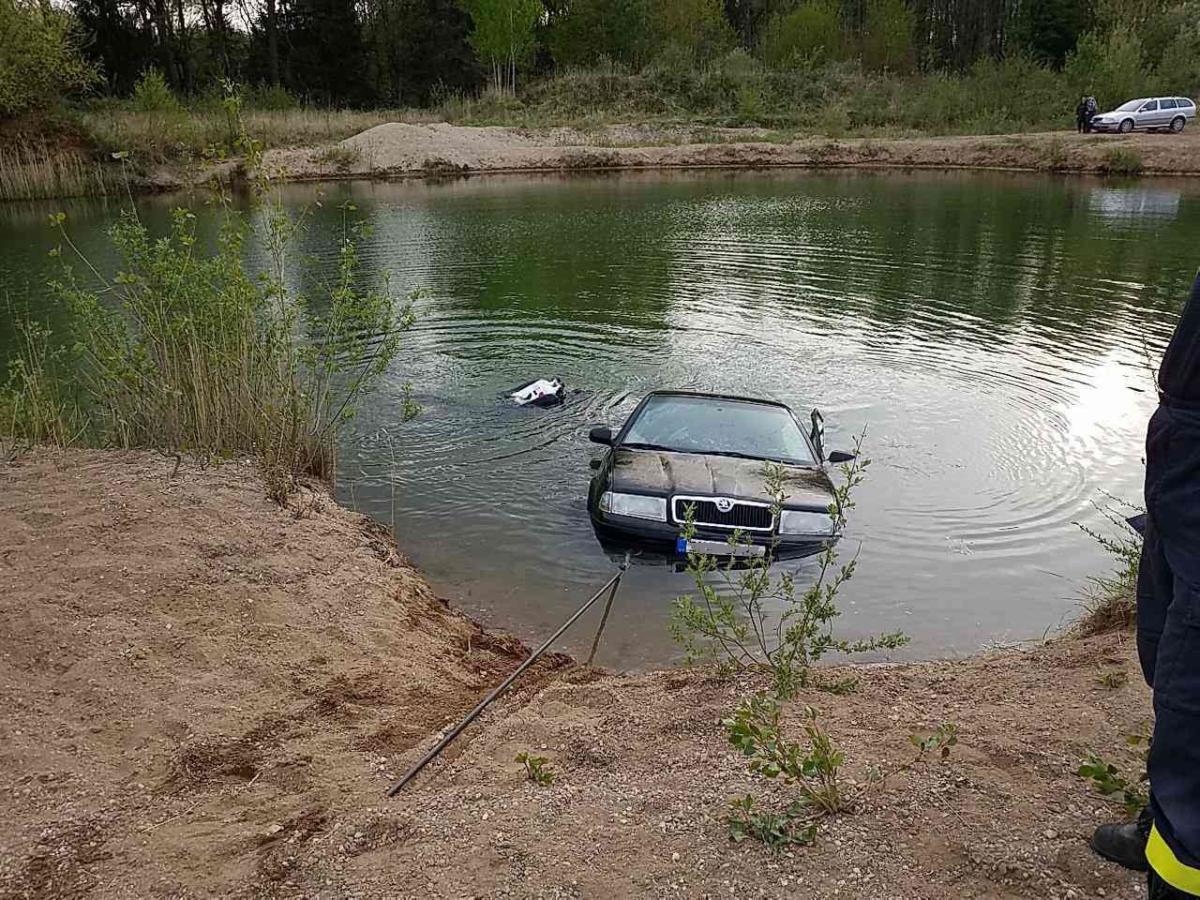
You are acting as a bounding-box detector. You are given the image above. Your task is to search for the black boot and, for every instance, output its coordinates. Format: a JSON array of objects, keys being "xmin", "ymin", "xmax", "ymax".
[{"xmin": 1091, "ymin": 806, "xmax": 1153, "ymax": 872}]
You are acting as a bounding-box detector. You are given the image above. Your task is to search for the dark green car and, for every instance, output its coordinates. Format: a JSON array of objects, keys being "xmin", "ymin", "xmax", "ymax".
[{"xmin": 586, "ymin": 391, "xmax": 850, "ymax": 562}]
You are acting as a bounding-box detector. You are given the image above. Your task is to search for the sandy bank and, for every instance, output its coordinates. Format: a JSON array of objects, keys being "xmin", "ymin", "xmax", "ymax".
[
  {"xmin": 253, "ymin": 121, "xmax": 1200, "ymax": 184},
  {"xmin": 0, "ymin": 451, "xmax": 1149, "ymax": 898}
]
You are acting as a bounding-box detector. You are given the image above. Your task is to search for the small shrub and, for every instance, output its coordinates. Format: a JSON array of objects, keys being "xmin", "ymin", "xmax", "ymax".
[
  {"xmin": 1078, "ymin": 735, "xmax": 1149, "ymax": 815},
  {"xmin": 1103, "ymin": 147, "xmax": 1143, "ymax": 176},
  {"xmin": 726, "ymin": 696, "xmax": 853, "ymax": 815},
  {"xmin": 723, "ymin": 693, "xmax": 957, "ymax": 848},
  {"xmin": 131, "ymin": 69, "xmax": 182, "ymax": 113},
  {"xmin": 16, "ymin": 173, "xmax": 418, "ymax": 499},
  {"xmin": 727, "ymin": 795, "xmax": 816, "ymax": 848},
  {"xmin": 735, "ymin": 83, "xmax": 764, "ymax": 125},
  {"xmin": 671, "ymin": 433, "xmax": 908, "ymax": 699},
  {"xmin": 516, "ymin": 751, "xmax": 556, "ymax": 785},
  {"xmin": 245, "ymin": 83, "xmax": 299, "ymax": 111}
]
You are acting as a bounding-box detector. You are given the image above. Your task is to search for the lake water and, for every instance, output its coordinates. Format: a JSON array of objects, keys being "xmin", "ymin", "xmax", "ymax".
[{"xmin": 2, "ymin": 170, "xmax": 1196, "ymax": 668}]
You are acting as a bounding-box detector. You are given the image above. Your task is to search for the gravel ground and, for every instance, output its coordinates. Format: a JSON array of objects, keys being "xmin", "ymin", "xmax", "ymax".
[{"xmin": 0, "ymin": 450, "xmax": 1151, "ymax": 899}]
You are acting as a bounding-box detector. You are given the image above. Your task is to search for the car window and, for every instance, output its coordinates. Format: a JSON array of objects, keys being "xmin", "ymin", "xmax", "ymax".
[
  {"xmin": 1117, "ymin": 100, "xmax": 1142, "ymax": 112},
  {"xmin": 1181, "ymin": 99, "xmax": 1197, "ymax": 109},
  {"xmin": 622, "ymin": 395, "xmax": 816, "ymax": 465},
  {"xmin": 1161, "ymin": 98, "xmax": 1177, "ymax": 110},
  {"xmin": 1140, "ymin": 100, "xmax": 1158, "ymax": 111}
]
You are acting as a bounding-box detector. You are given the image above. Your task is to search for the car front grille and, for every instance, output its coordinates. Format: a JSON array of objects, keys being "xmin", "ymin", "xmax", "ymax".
[{"xmin": 672, "ymin": 496, "xmax": 773, "ymax": 532}]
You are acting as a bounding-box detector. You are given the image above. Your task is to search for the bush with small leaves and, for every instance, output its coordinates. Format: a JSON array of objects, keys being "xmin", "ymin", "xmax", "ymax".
[
  {"xmin": 723, "ymin": 693, "xmax": 957, "ymax": 849},
  {"xmin": 671, "ymin": 432, "xmax": 908, "ymax": 699}
]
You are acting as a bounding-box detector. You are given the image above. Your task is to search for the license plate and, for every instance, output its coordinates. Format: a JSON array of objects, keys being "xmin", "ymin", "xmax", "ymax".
[{"xmin": 677, "ymin": 537, "xmax": 765, "ymax": 558}]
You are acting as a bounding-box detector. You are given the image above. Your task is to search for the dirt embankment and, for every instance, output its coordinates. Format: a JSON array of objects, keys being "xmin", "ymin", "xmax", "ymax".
[
  {"xmin": 256, "ymin": 121, "xmax": 1200, "ymax": 184},
  {"xmin": 0, "ymin": 451, "xmax": 1151, "ymax": 899}
]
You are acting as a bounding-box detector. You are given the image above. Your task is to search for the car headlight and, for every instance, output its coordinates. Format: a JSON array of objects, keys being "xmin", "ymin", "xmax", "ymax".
[
  {"xmin": 599, "ymin": 491, "xmax": 668, "ymax": 522},
  {"xmin": 778, "ymin": 509, "xmax": 835, "ymax": 536}
]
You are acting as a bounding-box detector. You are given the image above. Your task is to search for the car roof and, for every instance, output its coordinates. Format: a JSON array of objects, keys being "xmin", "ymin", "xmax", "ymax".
[
  {"xmin": 643, "ymin": 393, "xmax": 792, "ymax": 410},
  {"xmin": 642, "ymin": 390, "xmax": 795, "ymax": 411}
]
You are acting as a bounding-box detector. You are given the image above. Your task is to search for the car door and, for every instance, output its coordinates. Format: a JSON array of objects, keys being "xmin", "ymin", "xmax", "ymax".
[
  {"xmin": 1137, "ymin": 99, "xmax": 1159, "ymax": 128},
  {"xmin": 1159, "ymin": 98, "xmax": 1178, "ymax": 127}
]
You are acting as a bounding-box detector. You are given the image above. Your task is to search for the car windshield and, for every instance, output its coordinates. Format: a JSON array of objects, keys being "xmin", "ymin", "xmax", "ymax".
[
  {"xmin": 621, "ymin": 395, "xmax": 816, "ymax": 464},
  {"xmin": 1115, "ymin": 100, "xmax": 1143, "ymax": 111}
]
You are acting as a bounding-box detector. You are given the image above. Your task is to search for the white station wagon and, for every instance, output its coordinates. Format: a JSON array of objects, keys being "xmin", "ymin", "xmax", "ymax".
[{"xmin": 1091, "ymin": 96, "xmax": 1197, "ymax": 133}]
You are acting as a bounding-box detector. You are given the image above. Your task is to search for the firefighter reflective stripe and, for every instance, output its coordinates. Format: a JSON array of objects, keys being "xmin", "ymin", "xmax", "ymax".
[{"xmin": 1148, "ymin": 824, "xmax": 1200, "ymax": 896}]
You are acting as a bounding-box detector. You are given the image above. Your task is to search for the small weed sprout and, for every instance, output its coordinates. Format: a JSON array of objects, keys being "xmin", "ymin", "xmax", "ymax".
[
  {"xmin": 1096, "ymin": 669, "xmax": 1129, "ymax": 690},
  {"xmin": 727, "ymin": 795, "xmax": 816, "ymax": 848},
  {"xmin": 723, "ymin": 693, "xmax": 957, "ymax": 848},
  {"xmin": 671, "ymin": 432, "xmax": 908, "ymax": 698},
  {"xmin": 1078, "ymin": 733, "xmax": 1150, "ymax": 815},
  {"xmin": 516, "ymin": 751, "xmax": 556, "ymax": 786}
]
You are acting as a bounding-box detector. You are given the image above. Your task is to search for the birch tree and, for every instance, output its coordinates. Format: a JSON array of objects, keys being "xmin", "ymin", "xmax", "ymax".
[{"xmin": 464, "ymin": 0, "xmax": 540, "ymax": 95}]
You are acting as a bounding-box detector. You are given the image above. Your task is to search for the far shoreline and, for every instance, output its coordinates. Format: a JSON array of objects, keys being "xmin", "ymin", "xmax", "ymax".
[{"xmin": 9, "ymin": 122, "xmax": 1200, "ymax": 204}]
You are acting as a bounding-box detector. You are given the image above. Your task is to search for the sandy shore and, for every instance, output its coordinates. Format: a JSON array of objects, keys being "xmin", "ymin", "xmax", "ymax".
[
  {"xmin": 246, "ymin": 122, "xmax": 1200, "ymax": 185},
  {"xmin": 0, "ymin": 450, "xmax": 1149, "ymax": 898}
]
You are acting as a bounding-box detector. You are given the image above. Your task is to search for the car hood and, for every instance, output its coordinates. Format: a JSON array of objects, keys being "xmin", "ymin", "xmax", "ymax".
[{"xmin": 608, "ymin": 448, "xmax": 835, "ymax": 509}]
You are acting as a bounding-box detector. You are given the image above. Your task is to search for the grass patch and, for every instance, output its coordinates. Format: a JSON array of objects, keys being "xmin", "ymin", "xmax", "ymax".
[
  {"xmin": 310, "ymin": 143, "xmax": 363, "ymax": 172},
  {"xmin": 1102, "ymin": 147, "xmax": 1143, "ymax": 176},
  {"xmin": 0, "ymin": 316, "xmax": 82, "ymax": 456},
  {"xmin": 79, "ymin": 106, "xmax": 432, "ymax": 165},
  {"xmin": 0, "ymin": 142, "xmax": 128, "ymax": 201},
  {"xmin": 1074, "ymin": 500, "xmax": 1141, "ymax": 636}
]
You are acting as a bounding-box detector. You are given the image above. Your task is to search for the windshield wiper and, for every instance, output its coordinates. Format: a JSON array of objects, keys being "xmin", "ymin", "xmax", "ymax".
[
  {"xmin": 619, "ymin": 441, "xmax": 680, "ymax": 453},
  {"xmin": 703, "ymin": 450, "xmax": 814, "ymax": 465}
]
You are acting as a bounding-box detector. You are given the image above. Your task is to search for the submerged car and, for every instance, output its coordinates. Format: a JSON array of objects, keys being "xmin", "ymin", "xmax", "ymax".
[
  {"xmin": 586, "ymin": 391, "xmax": 853, "ymax": 562},
  {"xmin": 1090, "ymin": 96, "xmax": 1196, "ymax": 133}
]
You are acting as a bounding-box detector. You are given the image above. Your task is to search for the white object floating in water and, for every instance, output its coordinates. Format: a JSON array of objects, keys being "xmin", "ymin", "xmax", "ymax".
[{"xmin": 511, "ymin": 378, "xmax": 565, "ymax": 407}]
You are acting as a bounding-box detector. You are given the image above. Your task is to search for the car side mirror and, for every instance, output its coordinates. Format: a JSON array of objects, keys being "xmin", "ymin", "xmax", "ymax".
[
  {"xmin": 589, "ymin": 426, "xmax": 613, "ymax": 446},
  {"xmin": 589, "ymin": 457, "xmax": 602, "ymax": 470},
  {"xmin": 827, "ymin": 450, "xmax": 856, "ymax": 464}
]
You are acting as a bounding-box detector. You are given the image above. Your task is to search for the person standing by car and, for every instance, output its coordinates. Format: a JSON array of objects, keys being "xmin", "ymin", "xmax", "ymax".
[
  {"xmin": 1085, "ymin": 96, "xmax": 1099, "ymax": 132},
  {"xmin": 1091, "ymin": 271, "xmax": 1200, "ymax": 899},
  {"xmin": 1077, "ymin": 97, "xmax": 1090, "ymax": 133}
]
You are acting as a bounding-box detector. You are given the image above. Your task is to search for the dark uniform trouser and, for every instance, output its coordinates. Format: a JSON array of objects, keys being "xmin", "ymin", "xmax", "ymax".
[{"xmin": 1139, "ymin": 403, "xmax": 1200, "ymax": 896}]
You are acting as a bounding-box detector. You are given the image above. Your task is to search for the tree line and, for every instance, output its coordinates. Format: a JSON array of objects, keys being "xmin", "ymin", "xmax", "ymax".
[{"xmin": 3, "ymin": 0, "xmax": 1199, "ymax": 117}]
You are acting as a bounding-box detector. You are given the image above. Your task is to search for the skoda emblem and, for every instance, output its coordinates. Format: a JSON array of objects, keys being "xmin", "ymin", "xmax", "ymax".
[{"xmin": 715, "ymin": 498, "xmax": 734, "ymax": 513}]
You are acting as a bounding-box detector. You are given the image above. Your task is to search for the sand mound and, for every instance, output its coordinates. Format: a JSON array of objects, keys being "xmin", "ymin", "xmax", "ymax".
[{"xmin": 341, "ymin": 122, "xmax": 538, "ymax": 170}]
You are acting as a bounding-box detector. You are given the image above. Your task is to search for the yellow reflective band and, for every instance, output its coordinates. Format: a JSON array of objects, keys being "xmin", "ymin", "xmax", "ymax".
[{"xmin": 1148, "ymin": 824, "xmax": 1200, "ymax": 896}]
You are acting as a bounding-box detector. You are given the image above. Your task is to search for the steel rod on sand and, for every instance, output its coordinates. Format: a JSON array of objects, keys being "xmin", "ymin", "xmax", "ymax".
[{"xmin": 387, "ymin": 564, "xmax": 627, "ymax": 797}]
